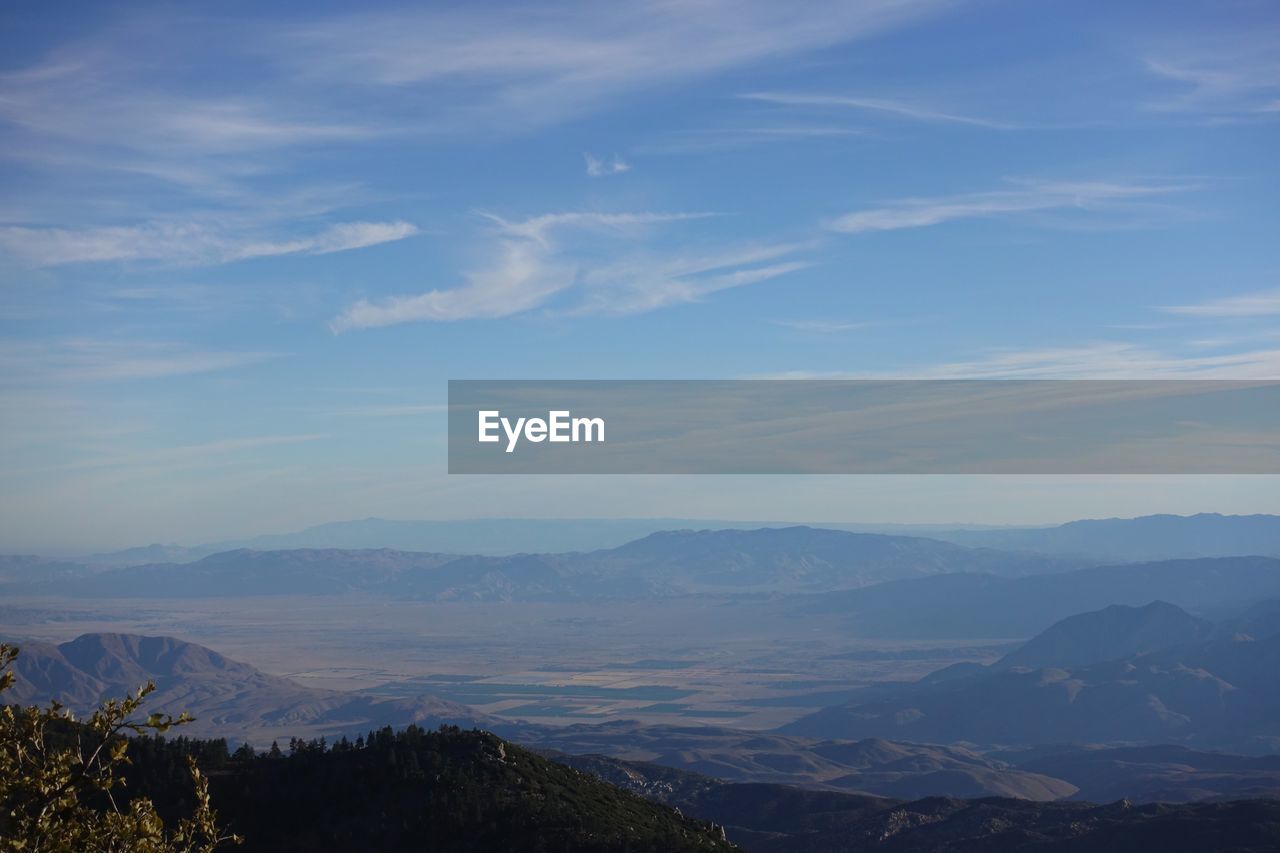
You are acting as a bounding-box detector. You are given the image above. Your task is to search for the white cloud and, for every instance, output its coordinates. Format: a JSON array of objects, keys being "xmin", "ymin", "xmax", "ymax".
[
  {"xmin": 484, "ymin": 211, "xmax": 712, "ymax": 245},
  {"xmin": 1144, "ymin": 33, "xmax": 1280, "ymax": 117},
  {"xmin": 905, "ymin": 342, "xmax": 1280, "ymax": 379},
  {"xmin": 828, "ymin": 179, "xmax": 1190, "ymax": 234},
  {"xmin": 228, "ymin": 221, "xmax": 419, "ymax": 261},
  {"xmin": 1163, "ymin": 289, "xmax": 1280, "ymax": 318},
  {"xmin": 585, "ymin": 153, "xmax": 630, "ymax": 177},
  {"xmin": 0, "ymin": 220, "xmax": 418, "ymax": 267},
  {"xmin": 331, "ymin": 239, "xmax": 571, "ymax": 329},
  {"xmin": 764, "ymin": 342, "xmax": 1280, "ymax": 380},
  {"xmin": 741, "ymin": 92, "xmax": 1012, "ymax": 129},
  {"xmin": 331, "ymin": 213, "xmax": 806, "ymax": 330}
]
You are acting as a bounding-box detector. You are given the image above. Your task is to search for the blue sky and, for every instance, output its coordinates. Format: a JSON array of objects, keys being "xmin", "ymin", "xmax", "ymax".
[{"xmin": 1, "ymin": 0, "xmax": 1278, "ymax": 550}]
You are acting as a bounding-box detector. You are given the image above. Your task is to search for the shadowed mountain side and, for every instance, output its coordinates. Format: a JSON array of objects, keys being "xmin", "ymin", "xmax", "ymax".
[
  {"xmin": 1015, "ymin": 745, "xmax": 1280, "ymax": 803},
  {"xmin": 552, "ymin": 752, "xmax": 1280, "ymax": 851},
  {"xmin": 797, "ymin": 556, "xmax": 1280, "ymax": 639},
  {"xmin": 993, "ymin": 601, "xmax": 1216, "ymax": 670},
  {"xmin": 3, "ymin": 527, "xmax": 1083, "ymax": 600},
  {"xmin": 4, "ymin": 633, "xmax": 488, "ymax": 743},
  {"xmin": 1217, "ymin": 599, "xmax": 1280, "ymax": 641},
  {"xmin": 503, "ymin": 722, "xmax": 1077, "ymax": 801},
  {"xmin": 781, "ymin": 633, "xmax": 1280, "ymax": 752}
]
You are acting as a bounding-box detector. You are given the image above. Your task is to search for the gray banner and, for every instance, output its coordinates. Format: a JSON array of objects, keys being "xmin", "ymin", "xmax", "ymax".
[{"xmin": 447, "ymin": 380, "xmax": 1280, "ymax": 474}]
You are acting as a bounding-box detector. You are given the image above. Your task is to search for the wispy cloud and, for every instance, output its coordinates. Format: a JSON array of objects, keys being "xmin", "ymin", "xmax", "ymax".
[
  {"xmin": 0, "ymin": 220, "xmax": 418, "ymax": 267},
  {"xmin": 638, "ymin": 125, "xmax": 867, "ymax": 154},
  {"xmin": 585, "ymin": 153, "xmax": 630, "ymax": 177},
  {"xmin": 761, "ymin": 342, "xmax": 1280, "ymax": 380},
  {"xmin": 1163, "ymin": 289, "xmax": 1280, "ymax": 318},
  {"xmin": 741, "ymin": 92, "xmax": 1013, "ymax": 129},
  {"xmin": 0, "ymin": 339, "xmax": 278, "ymax": 384},
  {"xmin": 331, "ymin": 212, "xmax": 806, "ymax": 330},
  {"xmin": 1143, "ymin": 33, "xmax": 1280, "ymax": 118},
  {"xmin": 285, "ymin": 1, "xmax": 951, "ymax": 129},
  {"xmin": 828, "ymin": 179, "xmax": 1191, "ymax": 234},
  {"xmin": 481, "ymin": 211, "xmax": 712, "ymax": 246},
  {"xmin": 904, "ymin": 342, "xmax": 1280, "ymax": 379}
]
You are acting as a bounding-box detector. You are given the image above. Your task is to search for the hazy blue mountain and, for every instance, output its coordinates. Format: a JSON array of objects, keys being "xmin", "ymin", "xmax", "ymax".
[
  {"xmin": 0, "ymin": 554, "xmax": 95, "ymax": 583},
  {"xmin": 9, "ymin": 548, "xmax": 460, "ymax": 597},
  {"xmin": 81, "ymin": 543, "xmax": 215, "ymax": 567},
  {"xmin": 800, "ymin": 556, "xmax": 1280, "ymax": 639},
  {"xmin": 4, "ymin": 633, "xmax": 487, "ymax": 743},
  {"xmin": 208, "ymin": 518, "xmax": 782, "ymax": 559},
  {"xmin": 993, "ymin": 601, "xmax": 1215, "ymax": 670},
  {"xmin": 931, "ymin": 513, "xmax": 1280, "ymax": 561},
  {"xmin": 782, "ymin": 632, "xmax": 1280, "ymax": 752},
  {"xmin": 79, "ymin": 517, "xmax": 1019, "ymax": 565},
  {"xmin": 8, "ymin": 527, "xmax": 1079, "ymax": 599}
]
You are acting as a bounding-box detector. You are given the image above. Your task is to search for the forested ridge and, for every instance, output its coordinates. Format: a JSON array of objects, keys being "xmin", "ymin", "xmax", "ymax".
[{"xmin": 121, "ymin": 725, "xmax": 736, "ymax": 852}]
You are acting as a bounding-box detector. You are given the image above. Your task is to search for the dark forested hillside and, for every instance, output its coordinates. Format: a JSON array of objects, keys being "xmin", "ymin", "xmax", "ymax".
[
  {"xmin": 117, "ymin": 727, "xmax": 1280, "ymax": 853},
  {"xmin": 125, "ymin": 726, "xmax": 735, "ymax": 852}
]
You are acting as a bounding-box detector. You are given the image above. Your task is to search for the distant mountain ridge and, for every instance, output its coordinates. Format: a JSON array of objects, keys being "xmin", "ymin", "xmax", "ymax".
[
  {"xmin": 5, "ymin": 526, "xmax": 1083, "ymax": 600},
  {"xmin": 800, "ymin": 555, "xmax": 1280, "ymax": 639},
  {"xmin": 932, "ymin": 513, "xmax": 1280, "ymax": 561},
  {"xmin": 74, "ymin": 512, "xmax": 1280, "ymax": 567}
]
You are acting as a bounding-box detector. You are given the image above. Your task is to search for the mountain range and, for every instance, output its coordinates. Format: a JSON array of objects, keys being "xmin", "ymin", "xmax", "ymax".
[
  {"xmin": 800, "ymin": 555, "xmax": 1280, "ymax": 639},
  {"xmin": 930, "ymin": 513, "xmax": 1280, "ymax": 562},
  {"xmin": 72, "ymin": 512, "xmax": 1280, "ymax": 566},
  {"xmin": 4, "ymin": 526, "xmax": 1084, "ymax": 600}
]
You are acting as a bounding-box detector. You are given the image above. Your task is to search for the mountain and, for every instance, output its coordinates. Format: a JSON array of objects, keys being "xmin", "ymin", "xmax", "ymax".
[
  {"xmin": 782, "ymin": 632, "xmax": 1280, "ymax": 752},
  {"xmin": 82, "ymin": 543, "xmax": 215, "ymax": 567},
  {"xmin": 508, "ymin": 721, "xmax": 1076, "ymax": 801},
  {"xmin": 993, "ymin": 601, "xmax": 1215, "ymax": 670},
  {"xmin": 6, "ymin": 527, "xmax": 1080, "ymax": 600},
  {"xmin": 0, "ymin": 554, "xmax": 94, "ymax": 583},
  {"xmin": 933, "ymin": 513, "xmax": 1280, "ymax": 561},
  {"xmin": 1016, "ymin": 745, "xmax": 1280, "ymax": 803},
  {"xmin": 799, "ymin": 556, "xmax": 1280, "ymax": 639},
  {"xmin": 4, "ymin": 633, "xmax": 487, "ymax": 744}
]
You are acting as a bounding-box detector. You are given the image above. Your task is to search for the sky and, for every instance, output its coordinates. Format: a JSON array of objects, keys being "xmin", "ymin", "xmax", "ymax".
[{"xmin": 0, "ymin": 0, "xmax": 1278, "ymax": 551}]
